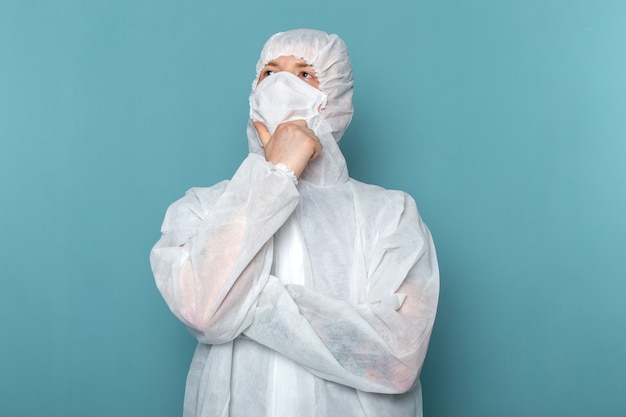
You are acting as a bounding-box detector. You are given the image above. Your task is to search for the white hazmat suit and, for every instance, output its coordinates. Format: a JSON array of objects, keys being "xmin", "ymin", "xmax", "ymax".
[{"xmin": 150, "ymin": 29, "xmax": 439, "ymax": 417}]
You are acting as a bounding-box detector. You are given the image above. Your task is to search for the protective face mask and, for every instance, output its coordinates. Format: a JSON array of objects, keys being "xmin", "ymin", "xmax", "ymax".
[{"xmin": 250, "ymin": 71, "xmax": 327, "ymax": 136}]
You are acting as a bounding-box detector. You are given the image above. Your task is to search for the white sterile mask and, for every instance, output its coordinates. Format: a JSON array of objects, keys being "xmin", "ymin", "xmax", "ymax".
[{"xmin": 250, "ymin": 71, "xmax": 327, "ymax": 136}]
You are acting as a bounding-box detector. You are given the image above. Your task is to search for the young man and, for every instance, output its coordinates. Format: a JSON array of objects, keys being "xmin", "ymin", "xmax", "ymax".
[{"xmin": 151, "ymin": 29, "xmax": 439, "ymax": 417}]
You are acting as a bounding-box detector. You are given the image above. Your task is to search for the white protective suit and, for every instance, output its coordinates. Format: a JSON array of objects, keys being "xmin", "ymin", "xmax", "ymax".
[{"xmin": 150, "ymin": 29, "xmax": 439, "ymax": 417}]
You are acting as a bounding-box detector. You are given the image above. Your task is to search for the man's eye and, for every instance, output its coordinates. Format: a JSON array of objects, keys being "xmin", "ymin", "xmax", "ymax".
[
  {"xmin": 301, "ymin": 72, "xmax": 312, "ymax": 79},
  {"xmin": 264, "ymin": 70, "xmax": 274, "ymax": 76}
]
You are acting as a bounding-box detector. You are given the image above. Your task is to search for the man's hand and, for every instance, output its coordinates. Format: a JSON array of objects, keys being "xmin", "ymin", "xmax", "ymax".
[{"xmin": 253, "ymin": 120, "xmax": 322, "ymax": 179}]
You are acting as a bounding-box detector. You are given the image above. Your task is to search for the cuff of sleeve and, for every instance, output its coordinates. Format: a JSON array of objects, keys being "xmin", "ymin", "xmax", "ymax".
[{"xmin": 271, "ymin": 163, "xmax": 298, "ymax": 185}]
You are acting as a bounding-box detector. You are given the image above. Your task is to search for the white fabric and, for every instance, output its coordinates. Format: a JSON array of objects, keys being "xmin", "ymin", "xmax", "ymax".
[
  {"xmin": 150, "ymin": 28, "xmax": 439, "ymax": 417},
  {"xmin": 250, "ymin": 71, "xmax": 327, "ymax": 136},
  {"xmin": 267, "ymin": 213, "xmax": 315, "ymax": 417}
]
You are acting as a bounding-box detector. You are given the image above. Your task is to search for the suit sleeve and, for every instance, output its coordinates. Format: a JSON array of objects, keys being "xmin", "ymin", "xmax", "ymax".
[
  {"xmin": 243, "ymin": 189, "xmax": 440, "ymax": 394},
  {"xmin": 150, "ymin": 154, "xmax": 300, "ymax": 344}
]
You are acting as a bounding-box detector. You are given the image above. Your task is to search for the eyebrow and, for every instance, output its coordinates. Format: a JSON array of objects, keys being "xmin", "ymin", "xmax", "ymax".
[{"xmin": 265, "ymin": 60, "xmax": 315, "ymax": 69}]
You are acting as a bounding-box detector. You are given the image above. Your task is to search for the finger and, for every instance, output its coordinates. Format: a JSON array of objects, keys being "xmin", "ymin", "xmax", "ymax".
[
  {"xmin": 290, "ymin": 119, "xmax": 308, "ymax": 128},
  {"xmin": 311, "ymin": 140, "xmax": 323, "ymax": 160},
  {"xmin": 253, "ymin": 121, "xmax": 271, "ymax": 148}
]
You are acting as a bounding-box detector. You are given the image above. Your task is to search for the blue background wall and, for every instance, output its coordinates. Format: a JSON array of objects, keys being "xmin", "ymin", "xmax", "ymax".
[{"xmin": 1, "ymin": 1, "xmax": 625, "ymax": 416}]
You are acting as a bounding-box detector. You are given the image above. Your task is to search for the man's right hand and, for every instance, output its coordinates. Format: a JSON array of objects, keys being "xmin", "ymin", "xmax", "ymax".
[{"xmin": 253, "ymin": 120, "xmax": 323, "ymax": 179}]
